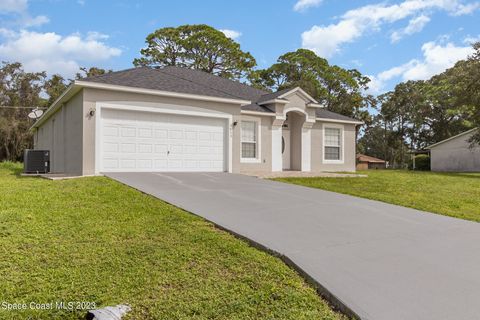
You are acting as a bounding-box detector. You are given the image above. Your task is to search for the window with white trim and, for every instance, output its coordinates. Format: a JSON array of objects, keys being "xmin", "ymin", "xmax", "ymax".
[
  {"xmin": 241, "ymin": 121, "xmax": 257, "ymax": 159},
  {"xmin": 324, "ymin": 127, "xmax": 342, "ymax": 160}
]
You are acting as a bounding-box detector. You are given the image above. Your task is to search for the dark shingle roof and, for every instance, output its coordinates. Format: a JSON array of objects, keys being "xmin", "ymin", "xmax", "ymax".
[
  {"xmin": 256, "ymin": 88, "xmax": 292, "ymax": 104},
  {"xmin": 315, "ymin": 108, "xmax": 361, "ymax": 123},
  {"xmin": 160, "ymin": 67, "xmax": 268, "ymax": 101},
  {"xmin": 241, "ymin": 103, "xmax": 275, "ymax": 113},
  {"xmin": 82, "ymin": 66, "xmax": 361, "ymax": 123},
  {"xmin": 83, "ymin": 66, "xmax": 267, "ymax": 101}
]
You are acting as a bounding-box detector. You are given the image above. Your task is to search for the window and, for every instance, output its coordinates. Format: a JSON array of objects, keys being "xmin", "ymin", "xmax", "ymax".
[
  {"xmin": 324, "ymin": 127, "xmax": 342, "ymax": 161},
  {"xmin": 241, "ymin": 121, "xmax": 257, "ymax": 159}
]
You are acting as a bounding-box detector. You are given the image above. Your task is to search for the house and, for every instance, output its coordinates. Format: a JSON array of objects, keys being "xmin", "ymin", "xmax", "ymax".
[
  {"xmin": 426, "ymin": 128, "xmax": 480, "ymax": 172},
  {"xmin": 31, "ymin": 67, "xmax": 363, "ymax": 176},
  {"xmin": 356, "ymin": 154, "xmax": 386, "ymax": 170}
]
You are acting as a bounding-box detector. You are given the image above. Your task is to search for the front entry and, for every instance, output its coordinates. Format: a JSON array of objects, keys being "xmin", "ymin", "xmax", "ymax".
[{"xmin": 282, "ymin": 128, "xmax": 290, "ymax": 170}]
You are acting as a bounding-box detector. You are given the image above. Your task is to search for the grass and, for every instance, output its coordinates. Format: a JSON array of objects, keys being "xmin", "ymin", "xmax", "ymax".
[
  {"xmin": 275, "ymin": 170, "xmax": 480, "ymax": 222},
  {"xmin": 0, "ymin": 162, "xmax": 345, "ymax": 320}
]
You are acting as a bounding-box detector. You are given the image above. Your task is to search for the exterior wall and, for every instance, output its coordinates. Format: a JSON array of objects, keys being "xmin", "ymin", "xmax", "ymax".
[
  {"xmin": 35, "ymin": 86, "xmax": 360, "ymax": 175},
  {"xmin": 430, "ymin": 132, "xmax": 480, "ymax": 172},
  {"xmin": 369, "ymin": 162, "xmax": 386, "ymax": 169},
  {"xmin": 289, "ymin": 112, "xmax": 304, "ymax": 170},
  {"xmin": 34, "ymin": 92, "xmax": 83, "ymax": 175},
  {"xmin": 311, "ymin": 122, "xmax": 357, "ymax": 172},
  {"xmin": 83, "ymin": 88, "xmax": 250, "ymax": 175},
  {"xmin": 237, "ymin": 114, "xmax": 273, "ymax": 173},
  {"xmin": 356, "ymin": 162, "xmax": 368, "ymax": 170}
]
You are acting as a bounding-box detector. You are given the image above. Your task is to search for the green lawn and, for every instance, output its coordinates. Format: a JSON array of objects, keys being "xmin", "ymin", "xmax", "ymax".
[
  {"xmin": 275, "ymin": 170, "xmax": 480, "ymax": 222},
  {"xmin": 0, "ymin": 163, "xmax": 344, "ymax": 320}
]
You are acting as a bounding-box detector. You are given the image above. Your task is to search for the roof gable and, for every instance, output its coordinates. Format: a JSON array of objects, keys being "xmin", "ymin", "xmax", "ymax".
[
  {"xmin": 426, "ymin": 128, "xmax": 478, "ymax": 149},
  {"xmin": 257, "ymin": 87, "xmax": 318, "ymax": 105}
]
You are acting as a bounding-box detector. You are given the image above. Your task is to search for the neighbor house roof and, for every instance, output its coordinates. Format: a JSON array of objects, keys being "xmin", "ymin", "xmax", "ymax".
[
  {"xmin": 356, "ymin": 154, "xmax": 386, "ymax": 163},
  {"xmin": 426, "ymin": 128, "xmax": 478, "ymax": 149},
  {"xmin": 33, "ymin": 66, "xmax": 362, "ymax": 128}
]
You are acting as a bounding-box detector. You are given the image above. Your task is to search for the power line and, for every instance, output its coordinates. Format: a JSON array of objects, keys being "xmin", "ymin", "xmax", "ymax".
[{"xmin": 0, "ymin": 106, "xmax": 47, "ymax": 109}]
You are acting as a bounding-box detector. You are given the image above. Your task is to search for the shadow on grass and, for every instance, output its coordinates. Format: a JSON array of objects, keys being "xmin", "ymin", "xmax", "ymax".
[
  {"xmin": 0, "ymin": 161, "xmax": 25, "ymax": 177},
  {"xmin": 433, "ymin": 172, "xmax": 480, "ymax": 180}
]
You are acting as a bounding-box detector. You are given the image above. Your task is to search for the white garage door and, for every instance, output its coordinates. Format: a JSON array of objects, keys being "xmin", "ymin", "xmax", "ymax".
[{"xmin": 100, "ymin": 108, "xmax": 227, "ymax": 172}]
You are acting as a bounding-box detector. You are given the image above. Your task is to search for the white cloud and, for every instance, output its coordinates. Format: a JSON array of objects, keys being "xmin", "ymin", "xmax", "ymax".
[
  {"xmin": 21, "ymin": 14, "xmax": 49, "ymax": 27},
  {"xmin": 378, "ymin": 40, "xmax": 474, "ymax": 84},
  {"xmin": 391, "ymin": 15, "xmax": 430, "ymax": 43},
  {"xmin": 463, "ymin": 35, "xmax": 480, "ymax": 44},
  {"xmin": 86, "ymin": 31, "xmax": 109, "ymax": 41},
  {"xmin": 365, "ymin": 75, "xmax": 385, "ymax": 94},
  {"xmin": 293, "ymin": 0, "xmax": 323, "ymax": 12},
  {"xmin": 0, "ymin": 0, "xmax": 28, "ymax": 13},
  {"xmin": 451, "ymin": 2, "xmax": 480, "ymax": 15},
  {"xmin": 0, "ymin": 0, "xmax": 49, "ymax": 27},
  {"xmin": 0, "ymin": 30, "xmax": 122, "ymax": 78},
  {"xmin": 301, "ymin": 0, "xmax": 480, "ymax": 57},
  {"xmin": 220, "ymin": 29, "xmax": 242, "ymax": 40},
  {"xmin": 367, "ymin": 40, "xmax": 474, "ymax": 94},
  {"xmin": 77, "ymin": 0, "xmax": 86, "ymax": 5}
]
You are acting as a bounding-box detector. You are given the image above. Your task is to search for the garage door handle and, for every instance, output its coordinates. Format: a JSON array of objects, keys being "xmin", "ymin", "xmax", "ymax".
[{"xmin": 167, "ymin": 151, "xmax": 170, "ymax": 155}]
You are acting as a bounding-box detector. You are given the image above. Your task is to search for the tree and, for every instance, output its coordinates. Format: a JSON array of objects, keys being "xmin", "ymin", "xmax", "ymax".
[
  {"xmin": 0, "ymin": 62, "xmax": 45, "ymax": 161},
  {"xmin": 447, "ymin": 42, "xmax": 480, "ymax": 144},
  {"xmin": 249, "ymin": 49, "xmax": 372, "ymax": 122},
  {"xmin": 43, "ymin": 74, "xmax": 68, "ymax": 105},
  {"xmin": 133, "ymin": 24, "xmax": 256, "ymax": 80},
  {"xmin": 76, "ymin": 66, "xmax": 111, "ymax": 79}
]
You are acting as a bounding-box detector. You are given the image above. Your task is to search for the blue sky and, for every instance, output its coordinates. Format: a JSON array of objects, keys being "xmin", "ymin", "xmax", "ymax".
[{"xmin": 0, "ymin": 0, "xmax": 479, "ymax": 94}]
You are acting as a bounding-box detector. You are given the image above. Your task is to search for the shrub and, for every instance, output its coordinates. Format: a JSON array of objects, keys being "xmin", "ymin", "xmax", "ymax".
[{"xmin": 409, "ymin": 154, "xmax": 430, "ymax": 171}]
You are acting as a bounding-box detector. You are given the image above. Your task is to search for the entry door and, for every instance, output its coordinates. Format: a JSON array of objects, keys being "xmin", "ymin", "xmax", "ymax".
[
  {"xmin": 101, "ymin": 108, "xmax": 227, "ymax": 172},
  {"xmin": 282, "ymin": 129, "xmax": 291, "ymax": 170}
]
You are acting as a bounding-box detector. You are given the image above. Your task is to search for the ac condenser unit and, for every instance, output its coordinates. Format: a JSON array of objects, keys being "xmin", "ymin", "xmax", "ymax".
[{"xmin": 24, "ymin": 149, "xmax": 50, "ymax": 174}]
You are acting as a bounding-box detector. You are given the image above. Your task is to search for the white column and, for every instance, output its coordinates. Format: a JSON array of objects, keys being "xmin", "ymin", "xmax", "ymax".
[
  {"xmin": 301, "ymin": 122, "xmax": 314, "ymax": 172},
  {"xmin": 271, "ymin": 118, "xmax": 284, "ymax": 172}
]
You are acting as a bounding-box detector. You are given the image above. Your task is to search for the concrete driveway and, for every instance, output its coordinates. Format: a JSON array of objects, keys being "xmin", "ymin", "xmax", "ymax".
[{"xmin": 105, "ymin": 172, "xmax": 480, "ymax": 320}]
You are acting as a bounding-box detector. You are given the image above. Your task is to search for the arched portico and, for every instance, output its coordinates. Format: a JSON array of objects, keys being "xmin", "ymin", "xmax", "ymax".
[
  {"xmin": 282, "ymin": 109, "xmax": 305, "ymax": 170},
  {"xmin": 271, "ymin": 106, "xmax": 314, "ymax": 172}
]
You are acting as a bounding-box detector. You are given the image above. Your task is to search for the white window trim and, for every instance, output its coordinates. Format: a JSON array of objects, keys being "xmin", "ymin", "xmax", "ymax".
[
  {"xmin": 322, "ymin": 123, "xmax": 344, "ymax": 164},
  {"xmin": 240, "ymin": 119, "xmax": 262, "ymax": 163}
]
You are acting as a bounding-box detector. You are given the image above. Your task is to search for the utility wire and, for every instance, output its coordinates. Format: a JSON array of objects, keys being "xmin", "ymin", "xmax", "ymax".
[{"xmin": 0, "ymin": 106, "xmax": 47, "ymax": 109}]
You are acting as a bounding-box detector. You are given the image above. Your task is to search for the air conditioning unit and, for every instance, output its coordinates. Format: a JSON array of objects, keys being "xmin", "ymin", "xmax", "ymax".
[{"xmin": 24, "ymin": 149, "xmax": 50, "ymax": 174}]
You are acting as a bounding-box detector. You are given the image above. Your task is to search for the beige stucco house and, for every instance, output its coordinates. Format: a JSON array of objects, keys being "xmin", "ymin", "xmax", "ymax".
[
  {"xmin": 427, "ymin": 128, "xmax": 480, "ymax": 172},
  {"xmin": 32, "ymin": 67, "xmax": 363, "ymax": 176}
]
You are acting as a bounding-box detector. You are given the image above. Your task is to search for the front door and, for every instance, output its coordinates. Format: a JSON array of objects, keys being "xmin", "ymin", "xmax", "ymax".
[{"xmin": 282, "ymin": 129, "xmax": 290, "ymax": 170}]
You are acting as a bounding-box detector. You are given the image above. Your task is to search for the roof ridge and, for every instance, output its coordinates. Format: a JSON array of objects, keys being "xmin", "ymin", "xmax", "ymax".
[
  {"xmin": 81, "ymin": 67, "xmax": 141, "ymax": 81},
  {"xmin": 164, "ymin": 66, "xmax": 269, "ymax": 95},
  {"xmin": 152, "ymin": 67, "xmax": 248, "ymax": 101},
  {"xmin": 158, "ymin": 66, "xmax": 268, "ymax": 100}
]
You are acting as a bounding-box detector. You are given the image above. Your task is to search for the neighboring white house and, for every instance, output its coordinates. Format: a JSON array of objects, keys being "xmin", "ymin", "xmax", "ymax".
[
  {"xmin": 426, "ymin": 128, "xmax": 480, "ymax": 172},
  {"xmin": 31, "ymin": 67, "xmax": 363, "ymax": 176}
]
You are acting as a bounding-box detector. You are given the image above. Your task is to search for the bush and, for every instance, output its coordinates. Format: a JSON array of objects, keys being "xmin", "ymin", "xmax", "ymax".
[{"xmin": 409, "ymin": 154, "xmax": 430, "ymax": 171}]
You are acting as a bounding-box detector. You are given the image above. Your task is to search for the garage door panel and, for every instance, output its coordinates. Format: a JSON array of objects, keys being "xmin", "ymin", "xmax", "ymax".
[
  {"xmin": 101, "ymin": 108, "xmax": 226, "ymax": 172},
  {"xmin": 137, "ymin": 143, "xmax": 153, "ymax": 153},
  {"xmin": 120, "ymin": 143, "xmax": 136, "ymax": 153},
  {"xmin": 120, "ymin": 159, "xmax": 136, "ymax": 169},
  {"xmin": 138, "ymin": 128, "xmax": 153, "ymax": 138}
]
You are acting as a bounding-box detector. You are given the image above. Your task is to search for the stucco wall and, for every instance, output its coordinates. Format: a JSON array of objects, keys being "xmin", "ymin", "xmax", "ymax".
[
  {"xmin": 35, "ymin": 86, "xmax": 359, "ymax": 175},
  {"xmin": 311, "ymin": 122, "xmax": 357, "ymax": 172},
  {"xmin": 34, "ymin": 92, "xmax": 83, "ymax": 175},
  {"xmin": 237, "ymin": 114, "xmax": 273, "ymax": 173},
  {"xmin": 289, "ymin": 112, "xmax": 304, "ymax": 170},
  {"xmin": 430, "ymin": 131, "xmax": 480, "ymax": 172},
  {"xmin": 83, "ymin": 88, "xmax": 276, "ymax": 175}
]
